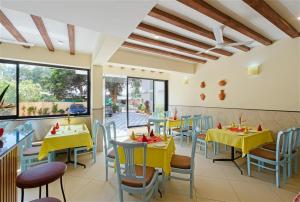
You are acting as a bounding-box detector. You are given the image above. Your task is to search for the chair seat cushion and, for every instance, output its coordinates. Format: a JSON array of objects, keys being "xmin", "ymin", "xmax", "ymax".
[
  {"xmin": 23, "ymin": 146, "xmax": 41, "ymax": 156},
  {"xmin": 32, "ymin": 141, "xmax": 43, "ymax": 147},
  {"xmin": 30, "ymin": 197, "xmax": 61, "ymax": 202},
  {"xmin": 121, "ymin": 165, "xmax": 155, "ymax": 188},
  {"xmin": 17, "ymin": 162, "xmax": 67, "ymax": 188},
  {"xmin": 197, "ymin": 133, "xmax": 206, "ymax": 139},
  {"xmin": 250, "ymin": 148, "xmax": 283, "ymax": 161},
  {"xmin": 171, "ymin": 154, "xmax": 191, "ymax": 169},
  {"xmin": 107, "ymin": 149, "xmax": 115, "ymax": 159}
]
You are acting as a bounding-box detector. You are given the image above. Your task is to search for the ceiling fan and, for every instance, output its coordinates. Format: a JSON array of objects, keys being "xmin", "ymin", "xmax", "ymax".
[{"xmin": 198, "ymin": 25, "xmax": 253, "ymax": 54}]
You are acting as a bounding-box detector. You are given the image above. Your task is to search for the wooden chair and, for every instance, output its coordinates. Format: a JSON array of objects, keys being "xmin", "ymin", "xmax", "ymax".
[
  {"xmin": 172, "ymin": 115, "xmax": 192, "ymax": 144},
  {"xmin": 18, "ymin": 121, "xmax": 49, "ymax": 172},
  {"xmin": 104, "ymin": 121, "xmax": 117, "ymax": 181},
  {"xmin": 73, "ymin": 120, "xmax": 100, "ymax": 168},
  {"xmin": 247, "ymin": 130, "xmax": 290, "ymax": 188},
  {"xmin": 111, "ymin": 140, "xmax": 159, "ymax": 202},
  {"xmin": 169, "ymin": 131, "xmax": 197, "ymax": 198},
  {"xmin": 148, "ymin": 118, "xmax": 167, "ymax": 135}
]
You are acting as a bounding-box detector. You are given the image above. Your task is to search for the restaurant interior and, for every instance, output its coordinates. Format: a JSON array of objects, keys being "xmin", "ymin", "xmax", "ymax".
[{"xmin": 0, "ymin": 0, "xmax": 300, "ymax": 202}]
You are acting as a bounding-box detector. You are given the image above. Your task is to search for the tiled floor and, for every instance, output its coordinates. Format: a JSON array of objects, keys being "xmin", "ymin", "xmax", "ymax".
[{"xmin": 19, "ymin": 138, "xmax": 300, "ymax": 202}]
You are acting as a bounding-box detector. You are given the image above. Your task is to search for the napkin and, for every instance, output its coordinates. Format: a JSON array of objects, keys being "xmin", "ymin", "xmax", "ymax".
[
  {"xmin": 142, "ymin": 134, "xmax": 148, "ymax": 142},
  {"xmin": 55, "ymin": 122, "xmax": 60, "ymax": 130},
  {"xmin": 257, "ymin": 124, "xmax": 262, "ymax": 131},
  {"xmin": 0, "ymin": 128, "xmax": 3, "ymax": 137},
  {"xmin": 150, "ymin": 129, "xmax": 155, "ymax": 137},
  {"xmin": 217, "ymin": 123, "xmax": 222, "ymax": 129},
  {"xmin": 51, "ymin": 127, "xmax": 56, "ymax": 135}
]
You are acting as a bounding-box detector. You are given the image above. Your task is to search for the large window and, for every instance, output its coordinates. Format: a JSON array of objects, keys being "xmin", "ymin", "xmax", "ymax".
[{"xmin": 0, "ymin": 60, "xmax": 90, "ymax": 119}]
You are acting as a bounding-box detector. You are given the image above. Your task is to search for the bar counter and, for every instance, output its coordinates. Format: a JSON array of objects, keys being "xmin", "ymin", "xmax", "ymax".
[{"xmin": 0, "ymin": 129, "xmax": 32, "ymax": 202}]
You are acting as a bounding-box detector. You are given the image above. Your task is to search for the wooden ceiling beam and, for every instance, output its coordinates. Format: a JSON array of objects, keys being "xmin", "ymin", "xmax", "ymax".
[
  {"xmin": 149, "ymin": 7, "xmax": 250, "ymax": 52},
  {"xmin": 137, "ymin": 23, "xmax": 233, "ymax": 56},
  {"xmin": 31, "ymin": 15, "xmax": 54, "ymax": 51},
  {"xmin": 243, "ymin": 0, "xmax": 300, "ymax": 38},
  {"xmin": 0, "ymin": 9, "xmax": 29, "ymax": 48},
  {"xmin": 122, "ymin": 42, "xmax": 207, "ymax": 64},
  {"xmin": 129, "ymin": 33, "xmax": 219, "ymax": 60},
  {"xmin": 178, "ymin": 0, "xmax": 273, "ymax": 45},
  {"xmin": 67, "ymin": 24, "xmax": 75, "ymax": 55}
]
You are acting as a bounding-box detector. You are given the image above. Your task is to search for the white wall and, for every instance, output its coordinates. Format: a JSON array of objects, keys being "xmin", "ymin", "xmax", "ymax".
[{"xmin": 169, "ymin": 38, "xmax": 300, "ymax": 111}]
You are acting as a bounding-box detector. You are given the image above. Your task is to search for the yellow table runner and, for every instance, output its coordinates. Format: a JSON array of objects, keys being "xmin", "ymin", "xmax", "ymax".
[
  {"xmin": 38, "ymin": 124, "xmax": 93, "ymax": 160},
  {"xmin": 205, "ymin": 128, "xmax": 273, "ymax": 155},
  {"xmin": 118, "ymin": 136, "xmax": 176, "ymax": 175}
]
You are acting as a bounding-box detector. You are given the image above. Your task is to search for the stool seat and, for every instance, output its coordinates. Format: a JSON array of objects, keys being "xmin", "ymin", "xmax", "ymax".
[
  {"xmin": 17, "ymin": 162, "xmax": 67, "ymax": 189},
  {"xmin": 30, "ymin": 197, "xmax": 61, "ymax": 202}
]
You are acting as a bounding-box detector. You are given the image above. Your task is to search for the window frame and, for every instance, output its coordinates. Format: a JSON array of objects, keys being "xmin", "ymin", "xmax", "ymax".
[{"xmin": 0, "ymin": 59, "xmax": 91, "ymax": 120}]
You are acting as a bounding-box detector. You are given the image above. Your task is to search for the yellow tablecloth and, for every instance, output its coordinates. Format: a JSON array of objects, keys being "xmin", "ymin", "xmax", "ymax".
[
  {"xmin": 205, "ymin": 128, "xmax": 273, "ymax": 155},
  {"xmin": 118, "ymin": 136, "xmax": 176, "ymax": 175},
  {"xmin": 38, "ymin": 124, "xmax": 93, "ymax": 160}
]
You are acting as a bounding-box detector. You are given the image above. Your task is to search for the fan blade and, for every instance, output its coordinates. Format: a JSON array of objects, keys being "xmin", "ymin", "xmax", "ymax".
[
  {"xmin": 225, "ymin": 41, "xmax": 254, "ymax": 47},
  {"xmin": 197, "ymin": 47, "xmax": 217, "ymax": 55},
  {"xmin": 213, "ymin": 26, "xmax": 224, "ymax": 44}
]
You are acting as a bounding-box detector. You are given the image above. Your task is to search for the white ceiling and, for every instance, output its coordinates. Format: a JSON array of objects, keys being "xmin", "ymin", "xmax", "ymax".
[
  {"xmin": 1, "ymin": 0, "xmax": 300, "ymax": 64},
  {"xmin": 0, "ymin": 8, "xmax": 99, "ymax": 54}
]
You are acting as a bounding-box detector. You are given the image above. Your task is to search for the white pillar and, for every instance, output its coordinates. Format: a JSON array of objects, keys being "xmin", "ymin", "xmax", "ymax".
[{"xmin": 91, "ymin": 65, "xmax": 104, "ymax": 152}]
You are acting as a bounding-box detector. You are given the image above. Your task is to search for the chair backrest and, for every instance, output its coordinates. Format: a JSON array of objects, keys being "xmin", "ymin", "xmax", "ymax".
[
  {"xmin": 190, "ymin": 131, "xmax": 198, "ymax": 170},
  {"xmin": 180, "ymin": 115, "xmax": 191, "ymax": 131},
  {"xmin": 276, "ymin": 130, "xmax": 289, "ymax": 161},
  {"xmin": 201, "ymin": 115, "xmax": 213, "ymax": 133},
  {"xmin": 164, "ymin": 111, "xmax": 171, "ymax": 118},
  {"xmin": 148, "ymin": 118, "xmax": 167, "ymax": 135},
  {"xmin": 111, "ymin": 140, "xmax": 148, "ymax": 188},
  {"xmin": 15, "ymin": 121, "xmax": 34, "ymax": 148},
  {"xmin": 104, "ymin": 121, "xmax": 116, "ymax": 152},
  {"xmin": 288, "ymin": 128, "xmax": 300, "ymax": 155},
  {"xmin": 91, "ymin": 120, "xmax": 100, "ymax": 146},
  {"xmin": 192, "ymin": 115, "xmax": 202, "ymax": 133},
  {"xmin": 152, "ymin": 111, "xmax": 162, "ymax": 119}
]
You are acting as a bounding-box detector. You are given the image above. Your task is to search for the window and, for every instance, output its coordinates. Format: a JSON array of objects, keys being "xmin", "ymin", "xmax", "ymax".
[
  {"xmin": 0, "ymin": 62, "xmax": 17, "ymax": 118},
  {"xmin": 0, "ymin": 60, "xmax": 90, "ymax": 119}
]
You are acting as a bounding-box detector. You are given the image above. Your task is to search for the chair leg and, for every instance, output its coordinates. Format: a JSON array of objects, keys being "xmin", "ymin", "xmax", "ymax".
[
  {"xmin": 60, "ymin": 176, "xmax": 66, "ymax": 202},
  {"xmin": 39, "ymin": 186, "xmax": 42, "ymax": 198},
  {"xmin": 276, "ymin": 164, "xmax": 280, "ymax": 188},
  {"xmin": 190, "ymin": 173, "xmax": 193, "ymax": 199},
  {"xmin": 46, "ymin": 184, "xmax": 48, "ymax": 197},
  {"xmin": 21, "ymin": 188, "xmax": 24, "ymax": 202},
  {"xmin": 247, "ymin": 155, "xmax": 251, "ymax": 176},
  {"xmin": 74, "ymin": 150, "xmax": 77, "ymax": 168},
  {"xmin": 205, "ymin": 143, "xmax": 208, "ymax": 158},
  {"xmin": 258, "ymin": 161, "xmax": 261, "ymax": 172},
  {"xmin": 105, "ymin": 160, "xmax": 108, "ymax": 181},
  {"xmin": 93, "ymin": 148, "xmax": 96, "ymax": 164},
  {"xmin": 119, "ymin": 190, "xmax": 124, "ymax": 202},
  {"xmin": 288, "ymin": 155, "xmax": 292, "ymax": 177},
  {"xmin": 283, "ymin": 160, "xmax": 287, "ymax": 185}
]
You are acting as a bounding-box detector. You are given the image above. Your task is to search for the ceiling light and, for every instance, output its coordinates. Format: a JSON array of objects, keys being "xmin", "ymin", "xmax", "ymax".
[
  {"xmin": 297, "ymin": 16, "xmax": 300, "ymax": 20},
  {"xmin": 154, "ymin": 35, "xmax": 160, "ymax": 39}
]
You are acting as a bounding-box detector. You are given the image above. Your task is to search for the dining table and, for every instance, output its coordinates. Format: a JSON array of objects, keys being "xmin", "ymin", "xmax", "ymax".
[
  {"xmin": 205, "ymin": 126, "xmax": 273, "ymax": 174},
  {"xmin": 38, "ymin": 124, "xmax": 93, "ymax": 168}
]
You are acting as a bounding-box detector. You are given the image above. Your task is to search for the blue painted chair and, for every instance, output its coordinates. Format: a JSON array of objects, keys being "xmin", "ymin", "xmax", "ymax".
[
  {"xmin": 110, "ymin": 140, "xmax": 159, "ymax": 202},
  {"xmin": 172, "ymin": 115, "xmax": 192, "ymax": 144},
  {"xmin": 73, "ymin": 120, "xmax": 100, "ymax": 168},
  {"xmin": 103, "ymin": 121, "xmax": 117, "ymax": 181},
  {"xmin": 164, "ymin": 111, "xmax": 171, "ymax": 118},
  {"xmin": 287, "ymin": 128, "xmax": 300, "ymax": 176},
  {"xmin": 148, "ymin": 118, "xmax": 167, "ymax": 135},
  {"xmin": 169, "ymin": 131, "xmax": 197, "ymax": 198},
  {"xmin": 18, "ymin": 121, "xmax": 49, "ymax": 172},
  {"xmin": 247, "ymin": 130, "xmax": 290, "ymax": 188},
  {"xmin": 195, "ymin": 115, "xmax": 216, "ymax": 158}
]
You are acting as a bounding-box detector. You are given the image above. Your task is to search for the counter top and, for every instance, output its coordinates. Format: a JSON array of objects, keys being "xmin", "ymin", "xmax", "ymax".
[{"xmin": 0, "ymin": 129, "xmax": 32, "ymax": 159}]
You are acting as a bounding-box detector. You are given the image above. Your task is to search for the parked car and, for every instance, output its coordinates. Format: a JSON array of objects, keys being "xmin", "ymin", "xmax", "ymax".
[
  {"xmin": 68, "ymin": 104, "xmax": 87, "ymax": 114},
  {"xmin": 105, "ymin": 105, "xmax": 113, "ymax": 117}
]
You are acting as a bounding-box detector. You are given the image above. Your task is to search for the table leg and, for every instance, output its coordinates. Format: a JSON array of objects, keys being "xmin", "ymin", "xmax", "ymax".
[
  {"xmin": 212, "ymin": 146, "xmax": 243, "ymax": 175},
  {"xmin": 65, "ymin": 148, "xmax": 86, "ymax": 168}
]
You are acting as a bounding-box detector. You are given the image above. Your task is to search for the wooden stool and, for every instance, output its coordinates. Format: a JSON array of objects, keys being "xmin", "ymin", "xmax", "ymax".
[
  {"xmin": 17, "ymin": 162, "xmax": 67, "ymax": 202},
  {"xmin": 30, "ymin": 197, "xmax": 61, "ymax": 202}
]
